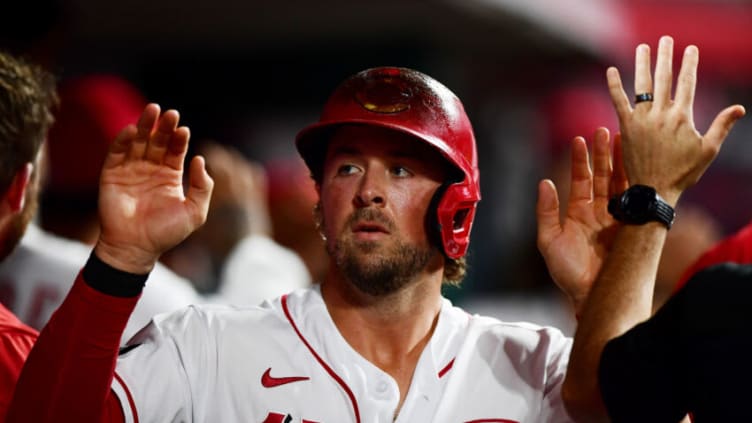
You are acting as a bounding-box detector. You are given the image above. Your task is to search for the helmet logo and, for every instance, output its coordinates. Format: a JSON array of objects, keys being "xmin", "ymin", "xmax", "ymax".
[{"xmin": 354, "ymin": 75, "xmax": 412, "ymax": 114}]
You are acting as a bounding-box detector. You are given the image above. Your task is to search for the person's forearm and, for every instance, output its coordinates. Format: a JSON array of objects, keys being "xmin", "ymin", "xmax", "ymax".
[
  {"xmin": 6, "ymin": 254, "xmax": 143, "ymax": 422},
  {"xmin": 563, "ymin": 223, "xmax": 667, "ymax": 422}
]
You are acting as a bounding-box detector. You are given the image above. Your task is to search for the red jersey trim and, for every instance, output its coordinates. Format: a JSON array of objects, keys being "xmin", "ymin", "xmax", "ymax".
[
  {"xmin": 438, "ymin": 358, "xmax": 455, "ymax": 378},
  {"xmin": 281, "ymin": 294, "xmax": 361, "ymax": 423},
  {"xmin": 114, "ymin": 372, "xmax": 139, "ymax": 423}
]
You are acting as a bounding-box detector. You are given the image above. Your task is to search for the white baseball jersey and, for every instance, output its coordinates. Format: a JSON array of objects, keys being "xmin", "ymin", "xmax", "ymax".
[
  {"xmin": 112, "ymin": 285, "xmax": 573, "ymax": 422},
  {"xmin": 0, "ymin": 224, "xmax": 201, "ymax": 342}
]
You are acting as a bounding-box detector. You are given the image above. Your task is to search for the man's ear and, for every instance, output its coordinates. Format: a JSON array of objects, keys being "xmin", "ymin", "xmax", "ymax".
[{"xmin": 5, "ymin": 163, "xmax": 33, "ymax": 212}]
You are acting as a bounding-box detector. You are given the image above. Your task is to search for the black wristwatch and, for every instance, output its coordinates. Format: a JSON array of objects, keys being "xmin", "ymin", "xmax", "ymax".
[{"xmin": 607, "ymin": 185, "xmax": 675, "ymax": 229}]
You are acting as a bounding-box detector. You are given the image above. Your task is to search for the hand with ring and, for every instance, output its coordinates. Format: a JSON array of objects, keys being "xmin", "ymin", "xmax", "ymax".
[{"xmin": 607, "ymin": 35, "xmax": 746, "ymax": 207}]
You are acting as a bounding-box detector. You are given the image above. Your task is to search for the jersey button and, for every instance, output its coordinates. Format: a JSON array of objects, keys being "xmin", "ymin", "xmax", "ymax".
[{"xmin": 375, "ymin": 379, "xmax": 389, "ymax": 394}]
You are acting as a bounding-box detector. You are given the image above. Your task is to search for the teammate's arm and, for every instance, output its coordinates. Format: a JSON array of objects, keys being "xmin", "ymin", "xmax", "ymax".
[
  {"xmin": 562, "ymin": 36, "xmax": 745, "ymax": 422},
  {"xmin": 6, "ymin": 104, "xmax": 213, "ymax": 422}
]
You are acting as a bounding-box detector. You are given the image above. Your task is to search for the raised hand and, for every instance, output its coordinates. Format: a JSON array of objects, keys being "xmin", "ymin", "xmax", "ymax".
[
  {"xmin": 608, "ymin": 35, "xmax": 745, "ymax": 205},
  {"xmin": 94, "ymin": 104, "xmax": 214, "ymax": 274},
  {"xmin": 561, "ymin": 38, "xmax": 746, "ymax": 421},
  {"xmin": 180, "ymin": 142, "xmax": 272, "ymax": 265},
  {"xmin": 201, "ymin": 142, "xmax": 271, "ymax": 239},
  {"xmin": 537, "ymin": 128, "xmax": 629, "ymax": 313}
]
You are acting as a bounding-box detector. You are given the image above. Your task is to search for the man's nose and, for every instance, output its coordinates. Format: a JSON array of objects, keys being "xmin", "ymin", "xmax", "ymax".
[{"xmin": 354, "ymin": 170, "xmax": 385, "ymax": 207}]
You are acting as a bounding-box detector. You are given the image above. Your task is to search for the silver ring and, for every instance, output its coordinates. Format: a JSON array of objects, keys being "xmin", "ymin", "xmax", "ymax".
[{"xmin": 635, "ymin": 92, "xmax": 654, "ymax": 104}]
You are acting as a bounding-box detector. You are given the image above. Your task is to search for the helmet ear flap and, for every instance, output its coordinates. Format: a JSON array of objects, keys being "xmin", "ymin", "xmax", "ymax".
[
  {"xmin": 426, "ymin": 183, "xmax": 451, "ymax": 254},
  {"xmin": 430, "ymin": 181, "xmax": 479, "ymax": 259}
]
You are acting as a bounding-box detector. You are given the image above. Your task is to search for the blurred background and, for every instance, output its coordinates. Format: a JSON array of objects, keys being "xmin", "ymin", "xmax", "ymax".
[{"xmin": 3, "ymin": 0, "xmax": 752, "ymax": 334}]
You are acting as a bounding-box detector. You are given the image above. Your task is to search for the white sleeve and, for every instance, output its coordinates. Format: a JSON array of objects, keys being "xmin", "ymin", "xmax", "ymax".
[
  {"xmin": 112, "ymin": 307, "xmax": 210, "ymax": 423},
  {"xmin": 539, "ymin": 327, "xmax": 574, "ymax": 423},
  {"xmin": 214, "ymin": 235, "xmax": 311, "ymax": 306},
  {"xmin": 431, "ymin": 318, "xmax": 574, "ymax": 423}
]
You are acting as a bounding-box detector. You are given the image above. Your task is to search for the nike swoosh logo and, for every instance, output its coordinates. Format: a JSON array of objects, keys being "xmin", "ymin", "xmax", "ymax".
[{"xmin": 261, "ymin": 367, "xmax": 310, "ymax": 388}]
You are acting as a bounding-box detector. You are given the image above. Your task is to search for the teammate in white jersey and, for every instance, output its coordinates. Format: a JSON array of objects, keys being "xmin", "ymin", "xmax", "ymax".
[
  {"xmin": 9, "ymin": 58, "xmax": 657, "ymax": 421},
  {"xmin": 0, "ymin": 223, "xmax": 201, "ymax": 342}
]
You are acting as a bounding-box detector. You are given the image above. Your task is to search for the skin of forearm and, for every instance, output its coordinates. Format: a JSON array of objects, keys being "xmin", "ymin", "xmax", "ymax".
[{"xmin": 563, "ymin": 223, "xmax": 668, "ymax": 422}]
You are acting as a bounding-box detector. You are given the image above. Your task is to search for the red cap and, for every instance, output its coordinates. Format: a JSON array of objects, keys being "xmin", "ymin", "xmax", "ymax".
[
  {"xmin": 46, "ymin": 74, "xmax": 146, "ymax": 193},
  {"xmin": 541, "ymin": 84, "xmax": 617, "ymax": 157}
]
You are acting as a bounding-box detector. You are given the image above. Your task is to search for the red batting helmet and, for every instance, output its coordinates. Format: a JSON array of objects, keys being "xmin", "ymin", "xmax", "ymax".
[{"xmin": 295, "ymin": 67, "xmax": 480, "ymax": 259}]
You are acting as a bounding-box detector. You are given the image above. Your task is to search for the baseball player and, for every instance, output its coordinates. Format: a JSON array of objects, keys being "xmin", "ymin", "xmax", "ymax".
[
  {"xmin": 0, "ymin": 51, "xmax": 57, "ymax": 420},
  {"xmin": 10, "ymin": 64, "xmax": 634, "ymax": 422}
]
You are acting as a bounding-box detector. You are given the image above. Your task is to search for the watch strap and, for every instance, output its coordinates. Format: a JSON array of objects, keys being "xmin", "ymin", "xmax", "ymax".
[{"xmin": 653, "ymin": 193, "xmax": 675, "ymax": 229}]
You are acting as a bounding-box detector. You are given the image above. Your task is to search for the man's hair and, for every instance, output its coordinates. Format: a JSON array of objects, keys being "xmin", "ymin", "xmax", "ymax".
[
  {"xmin": 444, "ymin": 256, "xmax": 466, "ymax": 286},
  {"xmin": 0, "ymin": 51, "xmax": 57, "ymax": 194}
]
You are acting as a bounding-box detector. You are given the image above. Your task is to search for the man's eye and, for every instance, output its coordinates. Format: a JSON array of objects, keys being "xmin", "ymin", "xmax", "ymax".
[
  {"xmin": 337, "ymin": 164, "xmax": 358, "ymax": 175},
  {"xmin": 391, "ymin": 166, "xmax": 411, "ymax": 177}
]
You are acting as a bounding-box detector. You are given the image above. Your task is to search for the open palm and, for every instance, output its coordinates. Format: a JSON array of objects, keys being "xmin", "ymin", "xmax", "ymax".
[
  {"xmin": 95, "ymin": 104, "xmax": 213, "ymax": 274},
  {"xmin": 537, "ymin": 128, "xmax": 628, "ymax": 313}
]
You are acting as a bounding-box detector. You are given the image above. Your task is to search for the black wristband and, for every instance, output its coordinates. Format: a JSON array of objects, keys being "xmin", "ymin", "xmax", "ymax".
[{"xmin": 82, "ymin": 252, "xmax": 148, "ymax": 298}]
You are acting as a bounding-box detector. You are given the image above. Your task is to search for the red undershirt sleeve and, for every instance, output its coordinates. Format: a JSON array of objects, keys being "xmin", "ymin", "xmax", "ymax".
[{"xmin": 6, "ymin": 253, "xmax": 146, "ymax": 423}]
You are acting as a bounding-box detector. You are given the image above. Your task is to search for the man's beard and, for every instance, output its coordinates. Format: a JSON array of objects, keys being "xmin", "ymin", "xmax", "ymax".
[
  {"xmin": 0, "ymin": 182, "xmax": 38, "ymax": 260},
  {"xmin": 326, "ymin": 208, "xmax": 435, "ymax": 297}
]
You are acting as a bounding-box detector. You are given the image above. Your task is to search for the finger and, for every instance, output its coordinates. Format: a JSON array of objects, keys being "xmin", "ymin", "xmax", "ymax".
[
  {"xmin": 136, "ymin": 104, "xmax": 160, "ymax": 138},
  {"xmin": 203, "ymin": 143, "xmax": 232, "ymax": 178},
  {"xmin": 536, "ymin": 179, "xmax": 561, "ymax": 249},
  {"xmin": 610, "ymin": 133, "xmax": 630, "ymax": 196},
  {"xmin": 568, "ymin": 137, "xmax": 594, "ymax": 204},
  {"xmin": 186, "ymin": 155, "xmax": 215, "ymax": 227},
  {"xmin": 653, "ymin": 35, "xmax": 674, "ymax": 108},
  {"xmin": 248, "ymin": 162, "xmax": 268, "ymax": 194},
  {"xmin": 164, "ymin": 127, "xmax": 191, "ymax": 171},
  {"xmin": 674, "ymin": 45, "xmax": 699, "ymax": 113},
  {"xmin": 591, "ymin": 127, "xmax": 613, "ymax": 201},
  {"xmin": 145, "ymin": 109, "xmax": 180, "ymax": 164},
  {"xmin": 130, "ymin": 104, "xmax": 160, "ymax": 160},
  {"xmin": 634, "ymin": 43, "xmax": 653, "ymax": 108},
  {"xmin": 703, "ymin": 105, "xmax": 746, "ymax": 153},
  {"xmin": 103, "ymin": 125, "xmax": 138, "ymax": 169},
  {"xmin": 606, "ymin": 67, "xmax": 632, "ymax": 120}
]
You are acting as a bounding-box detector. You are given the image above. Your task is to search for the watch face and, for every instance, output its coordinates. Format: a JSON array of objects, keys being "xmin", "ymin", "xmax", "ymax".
[
  {"xmin": 608, "ymin": 184, "xmax": 674, "ymax": 228},
  {"xmin": 622, "ymin": 185, "xmax": 656, "ymax": 222}
]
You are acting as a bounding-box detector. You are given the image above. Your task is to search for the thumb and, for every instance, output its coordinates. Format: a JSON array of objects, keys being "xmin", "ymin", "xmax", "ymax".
[
  {"xmin": 186, "ymin": 155, "xmax": 214, "ymax": 227},
  {"xmin": 536, "ymin": 179, "xmax": 562, "ymax": 250},
  {"xmin": 704, "ymin": 104, "xmax": 746, "ymax": 153}
]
